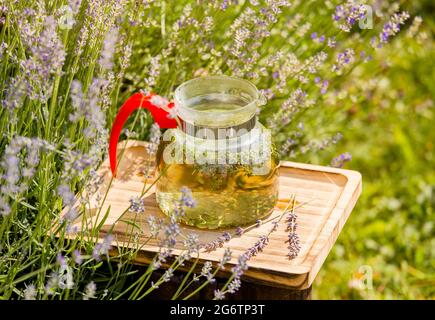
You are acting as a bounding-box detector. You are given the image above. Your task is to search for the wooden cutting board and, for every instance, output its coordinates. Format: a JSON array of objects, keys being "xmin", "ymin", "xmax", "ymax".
[{"xmin": 64, "ymin": 140, "xmax": 362, "ymax": 290}]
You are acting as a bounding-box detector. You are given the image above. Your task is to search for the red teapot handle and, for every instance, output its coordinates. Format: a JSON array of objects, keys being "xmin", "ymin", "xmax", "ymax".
[{"xmin": 109, "ymin": 92, "xmax": 178, "ymax": 177}]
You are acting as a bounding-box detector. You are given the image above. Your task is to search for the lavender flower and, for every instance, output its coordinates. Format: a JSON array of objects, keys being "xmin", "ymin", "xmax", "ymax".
[
  {"xmin": 327, "ymin": 36, "xmax": 337, "ymax": 48},
  {"xmin": 147, "ymin": 215, "xmax": 164, "ymax": 238},
  {"xmin": 69, "ymin": 0, "xmax": 82, "ymax": 15},
  {"xmin": 227, "ymin": 278, "xmax": 241, "ymax": 294},
  {"xmin": 23, "ymin": 284, "xmax": 37, "ymax": 300},
  {"xmin": 285, "ymin": 210, "xmax": 301, "ymax": 260},
  {"xmin": 73, "ymin": 249, "xmax": 83, "ymax": 265},
  {"xmin": 214, "ymin": 289, "xmax": 225, "ymax": 300},
  {"xmin": 58, "ymin": 264, "xmax": 74, "ymax": 290},
  {"xmin": 287, "ymin": 232, "xmax": 301, "ymax": 259},
  {"xmin": 146, "ymin": 123, "xmax": 162, "ymax": 155},
  {"xmin": 152, "ymin": 187, "xmax": 195, "ymax": 269},
  {"xmin": 163, "ymin": 268, "xmax": 174, "ymax": 282},
  {"xmin": 83, "ymin": 281, "xmax": 96, "ymax": 300},
  {"xmin": 179, "ymin": 186, "xmax": 196, "ymax": 208},
  {"xmin": 58, "ymin": 184, "xmax": 75, "ymax": 206},
  {"xmin": 379, "ymin": 12, "xmax": 410, "ymax": 44},
  {"xmin": 321, "ymin": 80, "xmax": 329, "ymax": 95},
  {"xmin": 45, "ymin": 272, "xmax": 59, "ymax": 296},
  {"xmin": 330, "ymin": 152, "xmax": 352, "ymax": 168},
  {"xmin": 226, "ymin": 0, "xmax": 291, "ymax": 77},
  {"xmin": 0, "ymin": 136, "xmax": 49, "ymax": 199},
  {"xmin": 201, "ymin": 231, "xmax": 232, "ymax": 252},
  {"xmin": 144, "ymin": 55, "xmax": 162, "ymax": 90},
  {"xmin": 0, "ymin": 196, "xmax": 11, "ymax": 217},
  {"xmin": 98, "ymin": 27, "xmax": 119, "ymax": 71},
  {"xmin": 56, "ymin": 253, "xmax": 67, "ymax": 268},
  {"xmin": 68, "ymin": 77, "xmax": 109, "ymax": 146},
  {"xmin": 183, "ymin": 233, "xmax": 200, "ymax": 253},
  {"xmin": 1, "ymin": 77, "xmax": 27, "ymax": 112},
  {"xmin": 92, "ymin": 234, "xmax": 114, "ymax": 260},
  {"xmin": 333, "ymin": 2, "xmax": 368, "ymax": 32},
  {"xmin": 129, "ymin": 196, "xmax": 145, "ymax": 213},
  {"xmin": 332, "ymin": 49, "xmax": 355, "ymax": 73},
  {"xmin": 20, "ymin": 15, "xmax": 66, "ymax": 102},
  {"xmin": 230, "ymin": 235, "xmax": 269, "ymax": 284},
  {"xmin": 218, "ymin": 248, "xmax": 232, "ymax": 269},
  {"xmin": 235, "ymin": 227, "xmax": 244, "ymax": 236},
  {"xmin": 198, "ymin": 261, "xmax": 215, "ymax": 283}
]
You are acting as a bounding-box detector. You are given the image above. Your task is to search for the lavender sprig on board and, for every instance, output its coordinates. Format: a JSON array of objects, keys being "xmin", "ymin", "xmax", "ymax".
[
  {"xmin": 221, "ymin": 195, "xmax": 300, "ymax": 297},
  {"xmin": 285, "ymin": 208, "xmax": 301, "ymax": 260}
]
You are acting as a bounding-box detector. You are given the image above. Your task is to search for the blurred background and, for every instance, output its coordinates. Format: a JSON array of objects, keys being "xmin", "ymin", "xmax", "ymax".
[{"xmin": 311, "ymin": 1, "xmax": 434, "ymax": 299}]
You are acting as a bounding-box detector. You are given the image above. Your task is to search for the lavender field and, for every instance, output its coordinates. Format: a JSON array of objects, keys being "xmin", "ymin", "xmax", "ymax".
[{"xmin": 0, "ymin": 0, "xmax": 433, "ymax": 300}]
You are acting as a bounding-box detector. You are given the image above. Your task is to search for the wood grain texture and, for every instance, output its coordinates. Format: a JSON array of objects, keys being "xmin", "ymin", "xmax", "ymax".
[{"xmin": 63, "ymin": 140, "xmax": 362, "ymax": 290}]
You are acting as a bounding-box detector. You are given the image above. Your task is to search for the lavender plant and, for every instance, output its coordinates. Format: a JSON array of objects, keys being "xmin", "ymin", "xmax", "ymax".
[{"xmin": 0, "ymin": 0, "xmax": 416, "ymax": 300}]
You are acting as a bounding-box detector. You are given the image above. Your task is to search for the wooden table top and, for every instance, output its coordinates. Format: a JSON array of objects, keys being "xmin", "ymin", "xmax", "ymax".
[{"xmin": 64, "ymin": 140, "xmax": 362, "ymax": 290}]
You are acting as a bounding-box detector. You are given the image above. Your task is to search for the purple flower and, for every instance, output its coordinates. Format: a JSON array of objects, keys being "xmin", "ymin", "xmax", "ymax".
[
  {"xmin": 0, "ymin": 137, "xmax": 49, "ymax": 199},
  {"xmin": 56, "ymin": 253, "xmax": 66, "ymax": 268},
  {"xmin": 98, "ymin": 26, "xmax": 118, "ymax": 71},
  {"xmin": 330, "ymin": 152, "xmax": 352, "ymax": 168},
  {"xmin": 198, "ymin": 261, "xmax": 215, "ymax": 283},
  {"xmin": 19, "ymin": 15, "xmax": 66, "ymax": 103},
  {"xmin": 221, "ymin": 0, "xmax": 229, "ymax": 10},
  {"xmin": 332, "ymin": 49, "xmax": 355, "ymax": 72},
  {"xmin": 327, "ymin": 37, "xmax": 337, "ymax": 48},
  {"xmin": 320, "ymin": 80, "xmax": 329, "ymax": 95},
  {"xmin": 228, "ymin": 278, "xmax": 241, "ymax": 294},
  {"xmin": 83, "ymin": 281, "xmax": 96, "ymax": 300},
  {"xmin": 218, "ymin": 248, "xmax": 232, "ymax": 269},
  {"xmin": 202, "ymin": 231, "xmax": 232, "ymax": 252},
  {"xmin": 23, "ymin": 284, "xmax": 37, "ymax": 300},
  {"xmin": 69, "ymin": 0, "xmax": 82, "ymax": 15},
  {"xmin": 285, "ymin": 207, "xmax": 301, "ymax": 260},
  {"xmin": 69, "ymin": 77, "xmax": 109, "ymax": 141},
  {"xmin": 92, "ymin": 234, "xmax": 114, "ymax": 260},
  {"xmin": 1, "ymin": 77, "xmax": 26, "ymax": 112},
  {"xmin": 235, "ymin": 227, "xmax": 244, "ymax": 236},
  {"xmin": 311, "ymin": 32, "xmax": 317, "ymax": 39},
  {"xmin": 147, "ymin": 215, "xmax": 164, "ymax": 238},
  {"xmin": 73, "ymin": 249, "xmax": 83, "ymax": 265},
  {"xmin": 333, "ymin": 3, "xmax": 368, "ymax": 32},
  {"xmin": 183, "ymin": 233, "xmax": 200, "ymax": 253},
  {"xmin": 379, "ymin": 12, "xmax": 410, "ymax": 44},
  {"xmin": 0, "ymin": 196, "xmax": 11, "ymax": 216},
  {"xmin": 214, "ymin": 289, "xmax": 225, "ymax": 300},
  {"xmin": 287, "ymin": 232, "xmax": 301, "ymax": 259},
  {"xmin": 58, "ymin": 184, "xmax": 75, "ymax": 206},
  {"xmin": 179, "ymin": 186, "xmax": 196, "ymax": 208},
  {"xmin": 129, "ymin": 196, "xmax": 145, "ymax": 213}
]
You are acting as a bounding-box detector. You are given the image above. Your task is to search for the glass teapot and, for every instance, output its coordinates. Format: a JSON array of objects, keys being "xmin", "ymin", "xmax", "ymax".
[{"xmin": 109, "ymin": 75, "xmax": 279, "ymax": 229}]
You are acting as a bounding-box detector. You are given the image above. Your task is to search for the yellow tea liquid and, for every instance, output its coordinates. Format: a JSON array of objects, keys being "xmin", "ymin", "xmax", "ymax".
[{"xmin": 155, "ymin": 140, "xmax": 279, "ymax": 229}]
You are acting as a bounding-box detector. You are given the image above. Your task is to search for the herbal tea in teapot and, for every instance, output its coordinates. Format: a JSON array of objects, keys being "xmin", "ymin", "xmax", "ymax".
[{"xmin": 110, "ymin": 76, "xmax": 279, "ymax": 229}]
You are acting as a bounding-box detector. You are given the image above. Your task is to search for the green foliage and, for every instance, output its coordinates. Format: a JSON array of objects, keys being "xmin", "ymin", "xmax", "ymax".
[{"xmin": 314, "ymin": 18, "xmax": 435, "ymax": 299}]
